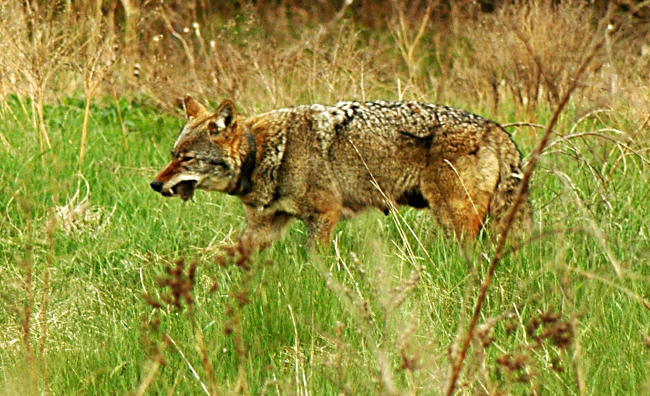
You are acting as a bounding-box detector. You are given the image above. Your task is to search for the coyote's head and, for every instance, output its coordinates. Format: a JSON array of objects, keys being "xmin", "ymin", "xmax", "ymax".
[{"xmin": 150, "ymin": 96, "xmax": 250, "ymax": 201}]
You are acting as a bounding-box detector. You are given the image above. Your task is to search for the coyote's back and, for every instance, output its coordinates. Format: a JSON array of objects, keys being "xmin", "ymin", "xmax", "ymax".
[{"xmin": 151, "ymin": 96, "xmax": 531, "ymax": 251}]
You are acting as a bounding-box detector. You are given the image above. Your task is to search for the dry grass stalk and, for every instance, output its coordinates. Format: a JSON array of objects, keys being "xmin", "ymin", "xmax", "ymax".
[
  {"xmin": 389, "ymin": 0, "xmax": 436, "ymax": 93},
  {"xmin": 132, "ymin": 346, "xmax": 167, "ymax": 396},
  {"xmin": 38, "ymin": 216, "xmax": 55, "ymax": 396},
  {"xmin": 76, "ymin": 14, "xmax": 118, "ymax": 164},
  {"xmin": 21, "ymin": 222, "xmax": 38, "ymax": 396}
]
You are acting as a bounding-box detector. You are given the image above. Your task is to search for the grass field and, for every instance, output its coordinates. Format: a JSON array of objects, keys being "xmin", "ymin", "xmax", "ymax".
[
  {"xmin": 1, "ymin": 95, "xmax": 648, "ymax": 395},
  {"xmin": 1, "ymin": 1, "xmax": 650, "ymax": 395}
]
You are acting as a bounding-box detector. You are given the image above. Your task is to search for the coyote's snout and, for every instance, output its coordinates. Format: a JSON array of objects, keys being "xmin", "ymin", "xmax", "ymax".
[{"xmin": 151, "ymin": 95, "xmax": 531, "ymax": 251}]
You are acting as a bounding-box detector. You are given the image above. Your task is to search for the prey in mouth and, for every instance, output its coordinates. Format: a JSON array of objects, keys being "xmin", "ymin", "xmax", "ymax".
[{"xmin": 170, "ymin": 180, "xmax": 197, "ymax": 201}]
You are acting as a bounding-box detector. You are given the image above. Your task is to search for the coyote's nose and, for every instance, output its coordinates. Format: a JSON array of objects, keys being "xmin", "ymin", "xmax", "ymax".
[{"xmin": 150, "ymin": 180, "xmax": 163, "ymax": 192}]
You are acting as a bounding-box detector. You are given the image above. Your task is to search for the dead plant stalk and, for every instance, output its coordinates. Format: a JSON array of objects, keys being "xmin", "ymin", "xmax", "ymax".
[
  {"xmin": 390, "ymin": 0, "xmax": 435, "ymax": 90},
  {"xmin": 78, "ymin": 19, "xmax": 116, "ymax": 165}
]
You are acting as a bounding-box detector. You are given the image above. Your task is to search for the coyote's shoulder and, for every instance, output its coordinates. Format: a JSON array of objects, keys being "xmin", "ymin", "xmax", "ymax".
[{"xmin": 151, "ymin": 97, "xmax": 531, "ymax": 251}]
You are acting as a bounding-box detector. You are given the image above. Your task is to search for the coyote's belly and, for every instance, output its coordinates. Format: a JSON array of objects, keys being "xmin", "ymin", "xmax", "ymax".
[{"xmin": 328, "ymin": 135, "xmax": 429, "ymax": 214}]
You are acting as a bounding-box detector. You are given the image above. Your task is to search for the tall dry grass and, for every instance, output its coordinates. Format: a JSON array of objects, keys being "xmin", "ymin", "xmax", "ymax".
[
  {"xmin": 1, "ymin": 1, "xmax": 648, "ymax": 123},
  {"xmin": 0, "ymin": 2, "xmax": 76, "ymax": 153}
]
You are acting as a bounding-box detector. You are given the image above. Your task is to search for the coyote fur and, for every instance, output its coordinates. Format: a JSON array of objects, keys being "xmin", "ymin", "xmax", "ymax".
[{"xmin": 151, "ymin": 96, "xmax": 531, "ymax": 251}]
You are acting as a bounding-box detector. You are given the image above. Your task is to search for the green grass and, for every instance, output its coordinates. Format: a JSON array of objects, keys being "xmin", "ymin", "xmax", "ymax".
[{"xmin": 0, "ymin": 96, "xmax": 649, "ymax": 395}]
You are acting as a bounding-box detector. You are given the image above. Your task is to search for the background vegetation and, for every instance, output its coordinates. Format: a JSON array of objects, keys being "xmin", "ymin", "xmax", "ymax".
[{"xmin": 1, "ymin": 0, "xmax": 649, "ymax": 394}]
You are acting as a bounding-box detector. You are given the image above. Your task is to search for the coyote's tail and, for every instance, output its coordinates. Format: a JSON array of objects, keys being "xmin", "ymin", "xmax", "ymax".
[{"xmin": 488, "ymin": 125, "xmax": 533, "ymax": 238}]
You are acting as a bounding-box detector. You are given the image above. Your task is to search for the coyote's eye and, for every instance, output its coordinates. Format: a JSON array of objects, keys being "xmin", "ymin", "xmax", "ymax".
[{"xmin": 181, "ymin": 155, "xmax": 195, "ymax": 162}]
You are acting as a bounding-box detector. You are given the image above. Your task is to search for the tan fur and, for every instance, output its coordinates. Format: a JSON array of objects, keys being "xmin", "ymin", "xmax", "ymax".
[{"xmin": 151, "ymin": 96, "xmax": 532, "ymax": 251}]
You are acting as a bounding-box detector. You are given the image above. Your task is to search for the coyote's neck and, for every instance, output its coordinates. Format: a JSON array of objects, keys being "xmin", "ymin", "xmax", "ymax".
[{"xmin": 229, "ymin": 130, "xmax": 257, "ymax": 196}]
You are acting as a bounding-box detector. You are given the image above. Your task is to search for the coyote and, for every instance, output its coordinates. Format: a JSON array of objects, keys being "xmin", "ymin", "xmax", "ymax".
[{"xmin": 151, "ymin": 96, "xmax": 531, "ymax": 251}]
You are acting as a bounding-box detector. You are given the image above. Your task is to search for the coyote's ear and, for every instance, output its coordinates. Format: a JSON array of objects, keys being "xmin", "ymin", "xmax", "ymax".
[
  {"xmin": 183, "ymin": 95, "xmax": 209, "ymax": 120},
  {"xmin": 209, "ymin": 100, "xmax": 237, "ymax": 135}
]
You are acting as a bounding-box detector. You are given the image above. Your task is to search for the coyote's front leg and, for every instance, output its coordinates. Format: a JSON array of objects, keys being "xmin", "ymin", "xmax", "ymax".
[
  {"xmin": 303, "ymin": 207, "xmax": 342, "ymax": 247},
  {"xmin": 236, "ymin": 206, "xmax": 293, "ymax": 254}
]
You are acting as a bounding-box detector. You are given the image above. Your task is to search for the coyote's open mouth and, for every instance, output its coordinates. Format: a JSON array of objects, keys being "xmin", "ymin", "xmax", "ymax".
[
  {"xmin": 150, "ymin": 178, "xmax": 198, "ymax": 200},
  {"xmin": 172, "ymin": 180, "xmax": 197, "ymax": 201}
]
